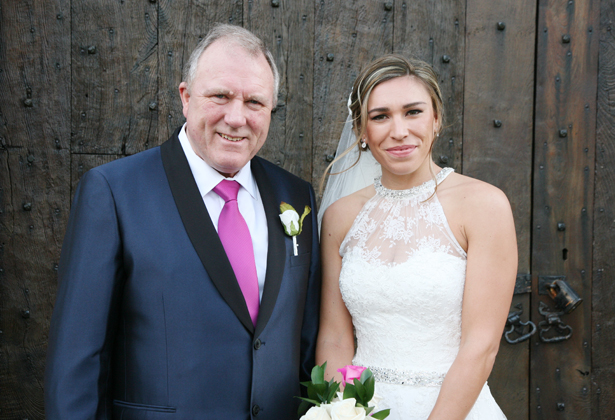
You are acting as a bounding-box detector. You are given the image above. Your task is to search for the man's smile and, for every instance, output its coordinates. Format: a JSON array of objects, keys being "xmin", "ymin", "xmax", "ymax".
[{"xmin": 219, "ymin": 132, "xmax": 244, "ymax": 142}]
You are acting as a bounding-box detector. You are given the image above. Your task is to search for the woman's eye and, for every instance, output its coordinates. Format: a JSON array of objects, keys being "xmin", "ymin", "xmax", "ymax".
[
  {"xmin": 371, "ymin": 114, "xmax": 386, "ymax": 121},
  {"xmin": 407, "ymin": 109, "xmax": 422, "ymax": 115}
]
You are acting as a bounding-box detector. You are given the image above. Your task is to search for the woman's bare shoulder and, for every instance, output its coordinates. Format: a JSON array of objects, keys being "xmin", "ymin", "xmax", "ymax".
[
  {"xmin": 439, "ymin": 172, "xmax": 509, "ymax": 207},
  {"xmin": 321, "ymin": 185, "xmax": 375, "ymax": 243},
  {"xmin": 439, "ymin": 172, "xmax": 513, "ymax": 231}
]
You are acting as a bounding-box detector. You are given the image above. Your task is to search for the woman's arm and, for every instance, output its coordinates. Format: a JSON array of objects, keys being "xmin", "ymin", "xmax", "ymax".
[
  {"xmin": 315, "ymin": 197, "xmax": 359, "ymax": 383},
  {"xmin": 428, "ymin": 182, "xmax": 517, "ymax": 420}
]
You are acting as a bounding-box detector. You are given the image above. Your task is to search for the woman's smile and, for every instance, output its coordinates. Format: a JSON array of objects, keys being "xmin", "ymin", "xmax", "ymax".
[{"xmin": 385, "ymin": 144, "xmax": 417, "ymax": 158}]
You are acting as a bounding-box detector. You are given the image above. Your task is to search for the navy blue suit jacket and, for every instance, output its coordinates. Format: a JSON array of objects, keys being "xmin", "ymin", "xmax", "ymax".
[{"xmin": 44, "ymin": 130, "xmax": 321, "ymax": 419}]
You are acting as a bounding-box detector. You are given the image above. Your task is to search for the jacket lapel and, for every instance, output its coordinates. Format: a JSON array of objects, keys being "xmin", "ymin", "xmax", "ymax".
[
  {"xmin": 160, "ymin": 131, "xmax": 254, "ymax": 334},
  {"xmin": 252, "ymin": 157, "xmax": 286, "ymax": 338}
]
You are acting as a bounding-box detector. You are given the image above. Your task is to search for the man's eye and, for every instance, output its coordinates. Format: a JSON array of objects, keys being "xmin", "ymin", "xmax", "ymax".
[{"xmin": 215, "ymin": 94, "xmax": 226, "ymax": 99}]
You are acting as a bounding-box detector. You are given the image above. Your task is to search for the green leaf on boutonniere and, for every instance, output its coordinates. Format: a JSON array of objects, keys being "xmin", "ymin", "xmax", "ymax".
[
  {"xmin": 298, "ymin": 205, "xmax": 311, "ymax": 234},
  {"xmin": 279, "ymin": 202, "xmax": 311, "ymax": 236}
]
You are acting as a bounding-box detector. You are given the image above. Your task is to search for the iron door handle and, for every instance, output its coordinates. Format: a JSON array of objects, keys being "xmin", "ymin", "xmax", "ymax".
[{"xmin": 504, "ymin": 304, "xmax": 537, "ymax": 344}]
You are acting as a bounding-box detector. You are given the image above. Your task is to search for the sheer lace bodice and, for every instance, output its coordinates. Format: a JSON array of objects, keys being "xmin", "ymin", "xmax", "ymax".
[
  {"xmin": 338, "ymin": 168, "xmax": 506, "ymax": 419},
  {"xmin": 340, "ymin": 167, "xmax": 465, "ymax": 376}
]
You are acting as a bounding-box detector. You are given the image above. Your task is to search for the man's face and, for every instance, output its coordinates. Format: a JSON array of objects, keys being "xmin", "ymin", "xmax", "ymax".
[{"xmin": 179, "ymin": 39, "xmax": 275, "ymax": 177}]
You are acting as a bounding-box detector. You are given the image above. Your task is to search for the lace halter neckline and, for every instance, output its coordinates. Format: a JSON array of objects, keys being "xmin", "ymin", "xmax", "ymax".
[{"xmin": 374, "ymin": 167, "xmax": 454, "ymax": 199}]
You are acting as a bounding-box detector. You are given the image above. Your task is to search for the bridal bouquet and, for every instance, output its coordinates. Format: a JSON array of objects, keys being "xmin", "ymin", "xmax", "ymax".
[{"xmin": 297, "ymin": 363, "xmax": 390, "ymax": 420}]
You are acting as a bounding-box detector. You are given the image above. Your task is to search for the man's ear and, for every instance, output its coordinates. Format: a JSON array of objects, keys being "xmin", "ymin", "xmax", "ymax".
[{"xmin": 179, "ymin": 82, "xmax": 190, "ymax": 117}]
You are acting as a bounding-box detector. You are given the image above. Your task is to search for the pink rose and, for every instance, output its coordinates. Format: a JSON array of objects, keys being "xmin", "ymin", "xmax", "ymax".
[{"xmin": 337, "ymin": 365, "xmax": 367, "ymax": 386}]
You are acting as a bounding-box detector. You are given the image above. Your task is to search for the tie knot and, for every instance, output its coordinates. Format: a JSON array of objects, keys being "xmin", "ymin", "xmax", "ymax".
[{"xmin": 214, "ymin": 180, "xmax": 240, "ymax": 202}]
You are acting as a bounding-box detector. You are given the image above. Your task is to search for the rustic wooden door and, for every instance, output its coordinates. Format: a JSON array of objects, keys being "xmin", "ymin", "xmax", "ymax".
[
  {"xmin": 1, "ymin": 0, "xmax": 614, "ymax": 419},
  {"xmin": 466, "ymin": 1, "xmax": 605, "ymax": 419}
]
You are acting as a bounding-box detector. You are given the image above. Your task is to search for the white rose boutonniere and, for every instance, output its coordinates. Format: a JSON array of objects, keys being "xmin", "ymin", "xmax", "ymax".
[{"xmin": 279, "ymin": 202, "xmax": 311, "ymax": 256}]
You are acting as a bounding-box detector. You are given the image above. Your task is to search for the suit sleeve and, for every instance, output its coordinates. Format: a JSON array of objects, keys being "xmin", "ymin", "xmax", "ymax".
[
  {"xmin": 45, "ymin": 169, "xmax": 124, "ymax": 420},
  {"xmin": 299, "ymin": 183, "xmax": 322, "ymax": 383}
]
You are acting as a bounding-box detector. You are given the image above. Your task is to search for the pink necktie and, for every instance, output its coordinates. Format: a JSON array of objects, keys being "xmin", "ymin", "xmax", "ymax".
[{"xmin": 213, "ymin": 180, "xmax": 259, "ymax": 326}]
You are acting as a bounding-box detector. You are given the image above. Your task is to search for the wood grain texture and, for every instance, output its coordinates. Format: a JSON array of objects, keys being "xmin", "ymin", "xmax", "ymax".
[
  {"xmin": 394, "ymin": 0, "xmax": 465, "ymax": 171},
  {"xmin": 462, "ymin": 2, "xmax": 537, "ymax": 418},
  {"xmin": 531, "ymin": 0, "xmax": 599, "ymax": 418},
  {"xmin": 312, "ymin": 0, "xmax": 393, "ymax": 196},
  {"xmin": 592, "ymin": 0, "xmax": 615, "ymax": 416},
  {"xmin": 246, "ymin": 0, "xmax": 314, "ymax": 180},
  {"xmin": 71, "ymin": 0, "xmax": 158, "ymax": 155},
  {"xmin": 157, "ymin": 0, "xmax": 243, "ymax": 143},
  {"xmin": 0, "ymin": 1, "xmax": 70, "ymax": 418}
]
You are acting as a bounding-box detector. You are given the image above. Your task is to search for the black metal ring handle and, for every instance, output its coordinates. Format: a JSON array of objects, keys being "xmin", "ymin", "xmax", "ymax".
[{"xmin": 505, "ymin": 319, "xmax": 537, "ymax": 344}]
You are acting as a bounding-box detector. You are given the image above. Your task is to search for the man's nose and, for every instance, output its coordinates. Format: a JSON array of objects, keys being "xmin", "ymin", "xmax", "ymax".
[{"xmin": 224, "ymin": 99, "xmax": 247, "ymax": 128}]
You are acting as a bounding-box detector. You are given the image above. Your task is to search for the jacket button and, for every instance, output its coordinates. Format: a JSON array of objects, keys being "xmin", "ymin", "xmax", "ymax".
[
  {"xmin": 254, "ymin": 339, "xmax": 262, "ymax": 350},
  {"xmin": 252, "ymin": 404, "xmax": 260, "ymax": 416}
]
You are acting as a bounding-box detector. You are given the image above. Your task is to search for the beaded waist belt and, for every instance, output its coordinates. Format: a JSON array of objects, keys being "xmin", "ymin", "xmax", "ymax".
[{"xmin": 366, "ymin": 366, "xmax": 446, "ymax": 387}]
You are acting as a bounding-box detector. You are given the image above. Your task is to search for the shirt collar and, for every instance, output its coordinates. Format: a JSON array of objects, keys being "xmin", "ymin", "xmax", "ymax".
[{"xmin": 178, "ymin": 124, "xmax": 257, "ymax": 199}]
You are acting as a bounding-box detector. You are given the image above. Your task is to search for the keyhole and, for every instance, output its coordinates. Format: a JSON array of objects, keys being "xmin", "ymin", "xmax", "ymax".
[{"xmin": 563, "ymin": 248, "xmax": 568, "ymax": 260}]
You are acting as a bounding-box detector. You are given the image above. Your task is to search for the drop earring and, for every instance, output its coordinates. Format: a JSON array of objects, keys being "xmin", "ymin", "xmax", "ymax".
[{"xmin": 361, "ymin": 139, "xmax": 367, "ymax": 149}]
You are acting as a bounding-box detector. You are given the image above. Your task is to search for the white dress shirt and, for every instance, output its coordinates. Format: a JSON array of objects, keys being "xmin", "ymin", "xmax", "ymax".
[{"xmin": 178, "ymin": 124, "xmax": 268, "ymax": 300}]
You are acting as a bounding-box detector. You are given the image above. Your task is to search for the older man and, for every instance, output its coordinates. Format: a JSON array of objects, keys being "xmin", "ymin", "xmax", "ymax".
[{"xmin": 45, "ymin": 24, "xmax": 320, "ymax": 419}]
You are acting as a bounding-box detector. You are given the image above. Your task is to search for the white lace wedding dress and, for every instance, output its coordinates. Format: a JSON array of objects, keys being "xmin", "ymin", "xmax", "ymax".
[{"xmin": 338, "ymin": 168, "xmax": 506, "ymax": 419}]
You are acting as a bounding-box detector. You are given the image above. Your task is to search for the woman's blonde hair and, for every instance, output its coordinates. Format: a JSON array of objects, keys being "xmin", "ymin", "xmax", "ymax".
[{"xmin": 321, "ymin": 54, "xmax": 444, "ymax": 194}]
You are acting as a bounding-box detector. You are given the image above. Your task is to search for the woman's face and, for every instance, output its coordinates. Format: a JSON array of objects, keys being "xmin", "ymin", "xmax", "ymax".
[{"xmin": 364, "ymin": 75, "xmax": 438, "ymax": 185}]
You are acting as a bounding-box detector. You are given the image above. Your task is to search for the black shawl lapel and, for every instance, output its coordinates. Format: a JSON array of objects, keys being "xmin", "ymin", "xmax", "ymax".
[
  {"xmin": 160, "ymin": 131, "xmax": 254, "ymax": 334},
  {"xmin": 252, "ymin": 157, "xmax": 286, "ymax": 338}
]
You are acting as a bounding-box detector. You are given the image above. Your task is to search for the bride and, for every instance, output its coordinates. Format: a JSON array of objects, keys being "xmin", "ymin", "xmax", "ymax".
[{"xmin": 316, "ymin": 54, "xmax": 517, "ymax": 419}]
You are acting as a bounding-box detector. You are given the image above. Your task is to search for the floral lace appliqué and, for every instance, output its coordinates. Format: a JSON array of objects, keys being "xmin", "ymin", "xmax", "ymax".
[{"xmin": 340, "ymin": 167, "xmax": 463, "ymax": 266}]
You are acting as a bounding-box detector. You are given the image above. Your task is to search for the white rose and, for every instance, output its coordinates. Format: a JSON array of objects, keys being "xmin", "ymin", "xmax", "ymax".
[
  {"xmin": 330, "ymin": 398, "xmax": 366, "ymax": 420},
  {"xmin": 301, "ymin": 405, "xmax": 332, "ymax": 420},
  {"xmin": 279, "ymin": 209, "xmax": 300, "ymax": 235}
]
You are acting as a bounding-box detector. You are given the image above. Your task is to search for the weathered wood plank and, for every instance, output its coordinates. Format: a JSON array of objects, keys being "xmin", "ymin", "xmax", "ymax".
[
  {"xmin": 393, "ymin": 0, "xmax": 465, "ymax": 171},
  {"xmin": 592, "ymin": 0, "xmax": 615, "ymax": 416},
  {"xmin": 531, "ymin": 0, "xmax": 599, "ymax": 418},
  {"xmin": 71, "ymin": 0, "xmax": 158, "ymax": 155},
  {"xmin": 157, "ymin": 0, "xmax": 243, "ymax": 143},
  {"xmin": 0, "ymin": 0, "xmax": 71, "ymax": 418},
  {"xmin": 313, "ymin": 0, "xmax": 393, "ymax": 196},
  {"xmin": 462, "ymin": 2, "xmax": 537, "ymax": 417},
  {"xmin": 246, "ymin": 0, "xmax": 314, "ymax": 181}
]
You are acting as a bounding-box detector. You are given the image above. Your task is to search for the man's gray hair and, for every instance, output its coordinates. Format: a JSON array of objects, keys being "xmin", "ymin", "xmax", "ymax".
[{"xmin": 183, "ymin": 23, "xmax": 280, "ymax": 107}]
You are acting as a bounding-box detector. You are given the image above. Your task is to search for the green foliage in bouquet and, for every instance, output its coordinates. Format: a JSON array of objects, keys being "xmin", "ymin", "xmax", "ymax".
[
  {"xmin": 297, "ymin": 363, "xmax": 390, "ymax": 419},
  {"xmin": 297, "ymin": 362, "xmax": 340, "ymax": 415},
  {"xmin": 342, "ymin": 369, "xmax": 390, "ymax": 419}
]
